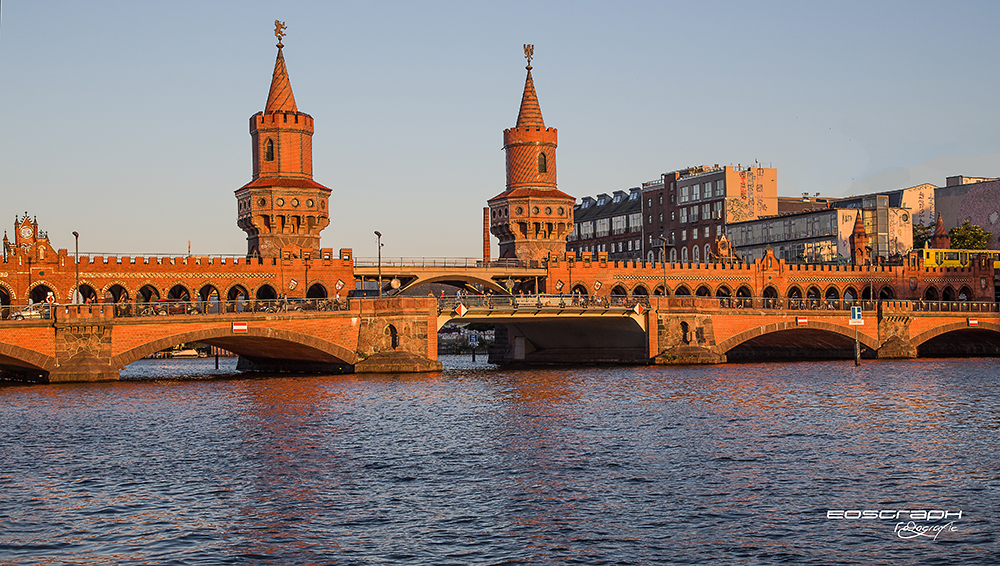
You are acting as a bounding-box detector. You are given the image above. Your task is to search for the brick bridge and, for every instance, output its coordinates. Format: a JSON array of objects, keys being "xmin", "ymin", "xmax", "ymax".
[
  {"xmin": 441, "ymin": 295, "xmax": 1000, "ymax": 365},
  {"xmin": 4, "ymin": 292, "xmax": 994, "ymax": 383},
  {"xmin": 0, "ymin": 298, "xmax": 441, "ymax": 383}
]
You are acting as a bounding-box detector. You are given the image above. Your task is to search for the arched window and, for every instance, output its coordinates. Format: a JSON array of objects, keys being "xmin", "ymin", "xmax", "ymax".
[
  {"xmin": 538, "ymin": 152, "xmax": 547, "ymax": 173},
  {"xmin": 265, "ymin": 139, "xmax": 275, "ymax": 161},
  {"xmin": 681, "ymin": 247, "xmax": 688, "ymax": 263},
  {"xmin": 692, "ymin": 246, "xmax": 700, "ymax": 264}
]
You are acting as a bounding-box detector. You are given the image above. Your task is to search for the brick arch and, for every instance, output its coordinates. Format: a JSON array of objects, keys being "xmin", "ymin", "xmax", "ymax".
[
  {"xmin": 224, "ymin": 283, "xmax": 251, "ymax": 301},
  {"xmin": 0, "ymin": 280, "xmax": 17, "ymax": 302},
  {"xmin": 27, "ymin": 280, "xmax": 59, "ymax": 301},
  {"xmin": 716, "ymin": 320, "xmax": 880, "ymax": 354},
  {"xmin": 72, "ymin": 279, "xmax": 103, "ymax": 303},
  {"xmin": 101, "ymin": 280, "xmax": 132, "ymax": 298},
  {"xmin": 111, "ymin": 326, "xmax": 358, "ymax": 369},
  {"xmin": 400, "ymin": 274, "xmax": 508, "ymax": 295},
  {"xmin": 0, "ymin": 342, "xmax": 57, "ymax": 373},
  {"xmin": 910, "ymin": 321, "xmax": 1000, "ymax": 349}
]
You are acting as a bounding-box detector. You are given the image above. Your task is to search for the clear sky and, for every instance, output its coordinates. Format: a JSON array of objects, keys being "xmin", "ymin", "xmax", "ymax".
[{"xmin": 2, "ymin": 1, "xmax": 999, "ymax": 259}]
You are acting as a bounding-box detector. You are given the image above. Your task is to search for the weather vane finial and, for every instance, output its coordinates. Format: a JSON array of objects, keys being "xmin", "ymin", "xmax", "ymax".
[
  {"xmin": 274, "ymin": 20, "xmax": 287, "ymax": 48},
  {"xmin": 523, "ymin": 44, "xmax": 534, "ymax": 69}
]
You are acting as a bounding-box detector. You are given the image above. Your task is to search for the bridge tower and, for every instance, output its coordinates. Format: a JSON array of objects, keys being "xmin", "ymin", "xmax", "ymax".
[
  {"xmin": 488, "ymin": 45, "xmax": 575, "ymax": 261},
  {"xmin": 235, "ymin": 24, "xmax": 331, "ymax": 258}
]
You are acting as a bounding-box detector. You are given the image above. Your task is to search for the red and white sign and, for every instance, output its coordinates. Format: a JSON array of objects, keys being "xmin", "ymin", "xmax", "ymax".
[
  {"xmin": 633, "ymin": 304, "xmax": 645, "ymax": 316},
  {"xmin": 455, "ymin": 304, "xmax": 468, "ymax": 317},
  {"xmin": 849, "ymin": 319, "xmax": 864, "ymax": 326},
  {"xmin": 968, "ymin": 318, "xmax": 979, "ymax": 327},
  {"xmin": 232, "ymin": 322, "xmax": 248, "ymax": 334},
  {"xmin": 796, "ymin": 317, "xmax": 808, "ymax": 325}
]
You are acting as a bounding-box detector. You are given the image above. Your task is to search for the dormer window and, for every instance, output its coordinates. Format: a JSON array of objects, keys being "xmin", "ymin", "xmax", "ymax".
[
  {"xmin": 265, "ymin": 139, "xmax": 275, "ymax": 161},
  {"xmin": 538, "ymin": 152, "xmax": 547, "ymax": 173}
]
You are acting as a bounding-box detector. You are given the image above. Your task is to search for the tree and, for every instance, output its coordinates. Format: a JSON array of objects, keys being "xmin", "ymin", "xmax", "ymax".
[
  {"xmin": 912, "ymin": 222, "xmax": 933, "ymax": 249},
  {"xmin": 948, "ymin": 221, "xmax": 992, "ymax": 249}
]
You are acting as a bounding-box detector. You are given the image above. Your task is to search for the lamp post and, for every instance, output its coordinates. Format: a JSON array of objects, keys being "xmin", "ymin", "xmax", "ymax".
[
  {"xmin": 72, "ymin": 231, "xmax": 80, "ymax": 304},
  {"xmin": 374, "ymin": 231, "xmax": 383, "ymax": 297},
  {"xmin": 657, "ymin": 236, "xmax": 670, "ymax": 299},
  {"xmin": 865, "ymin": 245, "xmax": 873, "ymax": 309}
]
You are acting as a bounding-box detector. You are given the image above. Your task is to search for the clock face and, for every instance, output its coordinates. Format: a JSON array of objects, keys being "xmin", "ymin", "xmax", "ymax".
[{"xmin": 20, "ymin": 226, "xmax": 33, "ymax": 239}]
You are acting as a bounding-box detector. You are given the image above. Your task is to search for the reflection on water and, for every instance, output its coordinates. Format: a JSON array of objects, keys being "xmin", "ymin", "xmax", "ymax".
[{"xmin": 1, "ymin": 357, "xmax": 998, "ymax": 564}]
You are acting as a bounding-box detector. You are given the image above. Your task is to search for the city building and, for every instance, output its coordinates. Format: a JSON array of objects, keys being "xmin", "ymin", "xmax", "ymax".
[
  {"xmin": 641, "ymin": 165, "xmax": 778, "ymax": 263},
  {"xmin": 830, "ymin": 183, "xmax": 936, "ymax": 229},
  {"xmin": 566, "ymin": 188, "xmax": 643, "ymax": 260},
  {"xmin": 726, "ymin": 205, "xmax": 913, "ymax": 264},
  {"xmin": 488, "ymin": 46, "xmax": 575, "ymax": 262},
  {"xmin": 935, "ymin": 176, "xmax": 1000, "ymax": 249}
]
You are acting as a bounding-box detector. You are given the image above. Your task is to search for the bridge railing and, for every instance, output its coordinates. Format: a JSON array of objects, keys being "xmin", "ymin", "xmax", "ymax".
[
  {"xmin": 353, "ymin": 257, "xmax": 544, "ymax": 269},
  {"xmin": 439, "ymin": 294, "xmax": 652, "ymax": 312},
  {"xmin": 91, "ymin": 298, "xmax": 354, "ymax": 318}
]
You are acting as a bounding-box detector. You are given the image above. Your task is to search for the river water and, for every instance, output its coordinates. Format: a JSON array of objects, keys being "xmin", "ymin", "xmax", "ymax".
[{"xmin": 1, "ymin": 357, "xmax": 997, "ymax": 565}]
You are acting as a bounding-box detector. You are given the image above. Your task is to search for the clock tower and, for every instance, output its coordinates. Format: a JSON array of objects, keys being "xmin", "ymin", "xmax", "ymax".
[{"xmin": 235, "ymin": 23, "xmax": 332, "ymax": 258}]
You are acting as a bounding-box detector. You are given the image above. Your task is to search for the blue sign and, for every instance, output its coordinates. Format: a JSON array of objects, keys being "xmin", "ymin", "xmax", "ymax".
[{"xmin": 851, "ymin": 306, "xmax": 863, "ymax": 320}]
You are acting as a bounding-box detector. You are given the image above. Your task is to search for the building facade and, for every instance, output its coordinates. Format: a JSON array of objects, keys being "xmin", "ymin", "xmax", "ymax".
[
  {"xmin": 935, "ymin": 176, "xmax": 1000, "ymax": 249},
  {"xmin": 566, "ymin": 188, "xmax": 643, "ymax": 260},
  {"xmin": 641, "ymin": 165, "xmax": 778, "ymax": 263},
  {"xmin": 726, "ymin": 205, "xmax": 913, "ymax": 264}
]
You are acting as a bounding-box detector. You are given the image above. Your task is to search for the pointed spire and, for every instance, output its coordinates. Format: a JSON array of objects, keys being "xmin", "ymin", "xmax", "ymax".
[
  {"xmin": 265, "ymin": 22, "xmax": 297, "ymax": 113},
  {"xmin": 930, "ymin": 212, "xmax": 951, "ymax": 248},
  {"xmin": 852, "ymin": 209, "xmax": 866, "ymax": 235},
  {"xmin": 515, "ymin": 44, "xmax": 544, "ymax": 129}
]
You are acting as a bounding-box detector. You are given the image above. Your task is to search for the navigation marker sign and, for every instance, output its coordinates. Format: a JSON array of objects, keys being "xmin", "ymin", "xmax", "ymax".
[{"xmin": 849, "ymin": 306, "xmax": 864, "ymax": 326}]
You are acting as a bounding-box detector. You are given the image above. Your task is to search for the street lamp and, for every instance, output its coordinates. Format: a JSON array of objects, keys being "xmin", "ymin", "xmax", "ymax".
[
  {"xmin": 865, "ymin": 245, "xmax": 873, "ymax": 309},
  {"xmin": 657, "ymin": 236, "xmax": 671, "ymax": 299},
  {"xmin": 374, "ymin": 231, "xmax": 383, "ymax": 297},
  {"xmin": 72, "ymin": 231, "xmax": 80, "ymax": 304}
]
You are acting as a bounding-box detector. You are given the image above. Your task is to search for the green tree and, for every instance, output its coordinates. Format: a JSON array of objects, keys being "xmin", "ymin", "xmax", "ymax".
[
  {"xmin": 948, "ymin": 220, "xmax": 992, "ymax": 249},
  {"xmin": 912, "ymin": 222, "xmax": 933, "ymax": 249}
]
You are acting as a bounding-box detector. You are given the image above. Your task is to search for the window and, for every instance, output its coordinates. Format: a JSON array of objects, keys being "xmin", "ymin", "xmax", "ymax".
[
  {"xmin": 659, "ymin": 194, "xmax": 663, "ymax": 205},
  {"xmin": 629, "ymin": 213, "xmax": 642, "ymax": 232},
  {"xmin": 680, "ymin": 208, "xmax": 687, "ymax": 223},
  {"xmin": 682, "ymin": 247, "xmax": 688, "ymax": 262},
  {"xmin": 648, "ymin": 198, "xmax": 652, "ymax": 207},
  {"xmin": 693, "ymin": 246, "xmax": 700, "ymax": 263},
  {"xmin": 670, "ymin": 248, "xmax": 677, "ymax": 262},
  {"xmin": 680, "ymin": 186, "xmax": 689, "ymax": 203},
  {"xmin": 264, "ymin": 138, "xmax": 275, "ymax": 161},
  {"xmin": 715, "ymin": 179, "xmax": 725, "ymax": 197},
  {"xmin": 538, "ymin": 152, "xmax": 547, "ymax": 173},
  {"xmin": 612, "ymin": 215, "xmax": 626, "ymax": 234},
  {"xmin": 690, "ymin": 206, "xmax": 699, "ymax": 222},
  {"xmin": 659, "ymin": 213, "xmax": 663, "ymax": 222},
  {"xmin": 681, "ymin": 229, "xmax": 687, "ymax": 241},
  {"xmin": 627, "ymin": 240, "xmax": 632, "ymax": 251},
  {"xmin": 703, "ymin": 203, "xmax": 711, "ymax": 218},
  {"xmin": 596, "ymin": 218, "xmax": 610, "ymax": 237},
  {"xmin": 670, "ymin": 193, "xmax": 675, "ymax": 203},
  {"xmin": 704, "ymin": 226, "xmax": 710, "ymax": 238},
  {"xmin": 670, "ymin": 211, "xmax": 675, "ymax": 221},
  {"xmin": 705, "ymin": 244, "xmax": 711, "ymax": 259},
  {"xmin": 692, "ymin": 184, "xmax": 701, "ymax": 201},
  {"xmin": 613, "ymin": 193, "xmax": 623, "ymax": 203},
  {"xmin": 648, "ymin": 215, "xmax": 652, "ymax": 224}
]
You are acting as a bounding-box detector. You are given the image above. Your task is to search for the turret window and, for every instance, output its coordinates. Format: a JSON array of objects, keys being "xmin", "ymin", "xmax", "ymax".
[
  {"xmin": 265, "ymin": 139, "xmax": 275, "ymax": 161},
  {"xmin": 538, "ymin": 152, "xmax": 547, "ymax": 173}
]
